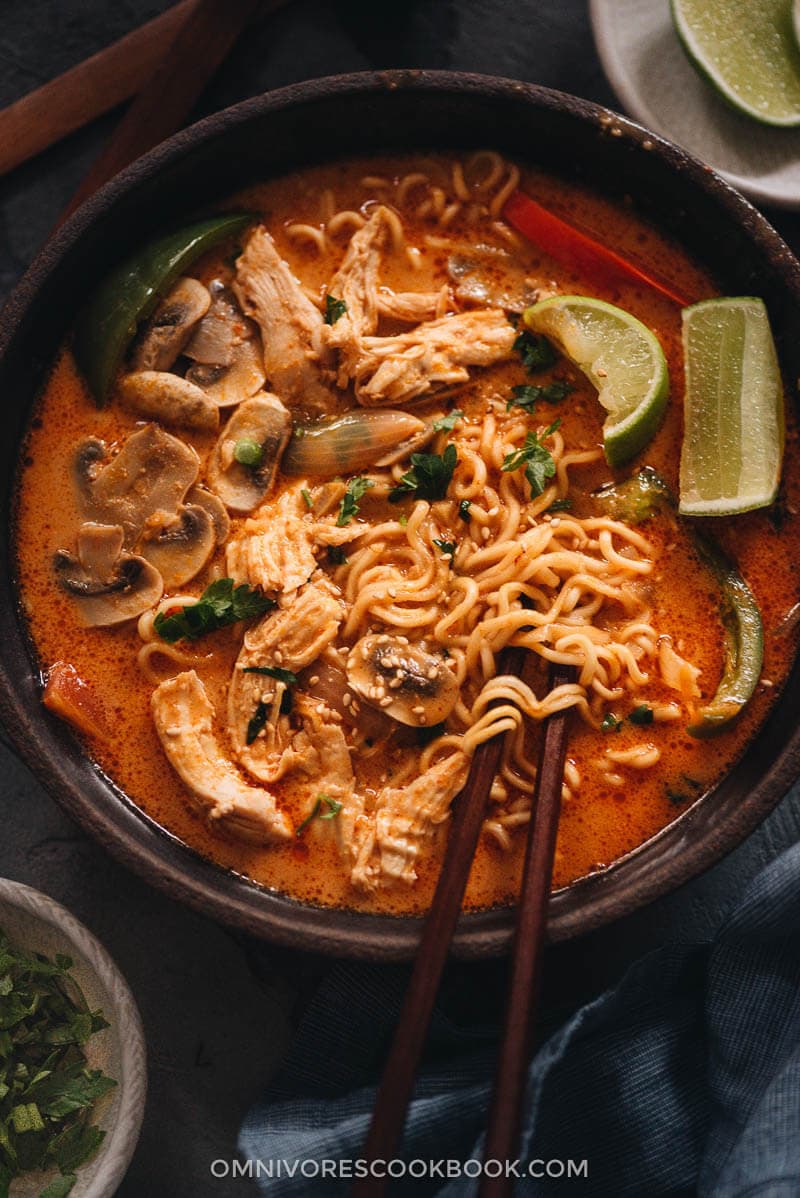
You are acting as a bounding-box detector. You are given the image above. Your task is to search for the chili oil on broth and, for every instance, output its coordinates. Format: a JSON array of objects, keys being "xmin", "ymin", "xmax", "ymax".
[{"xmin": 13, "ymin": 152, "xmax": 800, "ymax": 916}]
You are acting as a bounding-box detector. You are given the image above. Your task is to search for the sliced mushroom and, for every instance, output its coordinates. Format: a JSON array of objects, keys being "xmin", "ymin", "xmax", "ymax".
[
  {"xmin": 185, "ymin": 484, "xmax": 231, "ymax": 544},
  {"xmin": 184, "ymin": 280, "xmax": 266, "ymax": 405},
  {"xmin": 117, "ymin": 371, "xmax": 219, "ymax": 432},
  {"xmin": 208, "ymin": 393, "xmax": 291, "ymax": 513},
  {"xmin": 139, "ymin": 504, "xmax": 216, "ymax": 588},
  {"xmin": 346, "ymin": 634, "xmax": 459, "ymax": 727},
  {"xmin": 54, "ymin": 522, "xmax": 163, "ymax": 626},
  {"xmin": 77, "ymin": 425, "xmax": 200, "ymax": 541},
  {"xmin": 130, "ymin": 277, "xmax": 211, "ymax": 372}
]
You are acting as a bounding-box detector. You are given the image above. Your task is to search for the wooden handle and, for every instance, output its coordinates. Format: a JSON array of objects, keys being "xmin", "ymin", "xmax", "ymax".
[
  {"xmin": 478, "ymin": 664, "xmax": 577, "ymax": 1198},
  {"xmin": 352, "ymin": 647, "xmax": 527, "ymax": 1198},
  {"xmin": 0, "ymin": 1, "xmax": 195, "ymax": 178},
  {"xmin": 60, "ymin": 0, "xmax": 272, "ymax": 224}
]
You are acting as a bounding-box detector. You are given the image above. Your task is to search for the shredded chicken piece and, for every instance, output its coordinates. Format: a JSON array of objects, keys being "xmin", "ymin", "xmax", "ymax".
[
  {"xmin": 352, "ymin": 309, "xmax": 517, "ymax": 406},
  {"xmin": 233, "ymin": 226, "xmax": 338, "ymax": 415},
  {"xmin": 226, "ymin": 482, "xmax": 364, "ymax": 594},
  {"xmin": 658, "ymin": 635, "xmax": 702, "ymax": 700},
  {"xmin": 351, "ymin": 752, "xmax": 469, "ymax": 890},
  {"xmin": 227, "ymin": 579, "xmax": 345, "ymax": 784},
  {"xmin": 324, "ymin": 208, "xmax": 448, "ymax": 386},
  {"xmin": 151, "ymin": 670, "xmax": 291, "ymax": 844}
]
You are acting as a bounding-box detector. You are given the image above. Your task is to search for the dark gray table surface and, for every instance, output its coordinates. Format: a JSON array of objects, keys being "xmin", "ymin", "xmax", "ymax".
[{"xmin": 2, "ymin": 3, "xmax": 800, "ymax": 1194}]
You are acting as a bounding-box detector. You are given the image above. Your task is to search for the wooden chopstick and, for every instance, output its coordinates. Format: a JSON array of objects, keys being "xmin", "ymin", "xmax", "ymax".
[
  {"xmin": 352, "ymin": 645, "xmax": 527, "ymax": 1198},
  {"xmin": 0, "ymin": 1, "xmax": 195, "ymax": 179},
  {"xmin": 60, "ymin": 0, "xmax": 274, "ymax": 224},
  {"xmin": 478, "ymin": 662, "xmax": 578, "ymax": 1198}
]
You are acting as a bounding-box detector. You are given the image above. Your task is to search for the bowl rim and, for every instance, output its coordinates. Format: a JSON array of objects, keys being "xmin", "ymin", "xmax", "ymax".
[
  {"xmin": 2, "ymin": 69, "xmax": 800, "ymax": 961},
  {"xmin": 0, "ymin": 878, "xmax": 146, "ymax": 1197}
]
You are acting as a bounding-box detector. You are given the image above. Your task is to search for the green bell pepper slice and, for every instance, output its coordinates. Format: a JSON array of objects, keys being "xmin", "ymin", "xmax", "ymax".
[
  {"xmin": 73, "ymin": 212, "xmax": 253, "ymax": 405},
  {"xmin": 686, "ymin": 532, "xmax": 764, "ymax": 738}
]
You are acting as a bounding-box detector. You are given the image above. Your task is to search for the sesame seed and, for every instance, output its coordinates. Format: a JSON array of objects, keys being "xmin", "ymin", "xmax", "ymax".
[
  {"xmin": 379, "ymin": 696, "xmax": 394, "ymax": 707},
  {"xmin": 343, "ymin": 693, "xmax": 352, "ymax": 706},
  {"xmin": 309, "ymin": 675, "xmax": 319, "ymax": 685}
]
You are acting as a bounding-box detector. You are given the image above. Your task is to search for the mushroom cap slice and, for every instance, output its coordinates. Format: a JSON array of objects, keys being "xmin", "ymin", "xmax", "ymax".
[
  {"xmin": 208, "ymin": 393, "xmax": 291, "ymax": 513},
  {"xmin": 117, "ymin": 371, "xmax": 219, "ymax": 432},
  {"xmin": 79, "ymin": 424, "xmax": 200, "ymax": 542},
  {"xmin": 346, "ymin": 634, "xmax": 459, "ymax": 727},
  {"xmin": 185, "ymin": 337, "xmax": 266, "ymax": 407},
  {"xmin": 54, "ymin": 521, "xmax": 164, "ymax": 626},
  {"xmin": 139, "ymin": 504, "xmax": 217, "ymax": 588},
  {"xmin": 151, "ymin": 669, "xmax": 291, "ymax": 844},
  {"xmin": 130, "ymin": 276, "xmax": 211, "ymax": 373},
  {"xmin": 185, "ymin": 484, "xmax": 231, "ymax": 544}
]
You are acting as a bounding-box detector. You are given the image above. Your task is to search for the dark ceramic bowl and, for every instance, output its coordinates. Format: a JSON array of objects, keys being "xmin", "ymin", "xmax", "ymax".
[{"xmin": 2, "ymin": 72, "xmax": 799, "ymax": 960}]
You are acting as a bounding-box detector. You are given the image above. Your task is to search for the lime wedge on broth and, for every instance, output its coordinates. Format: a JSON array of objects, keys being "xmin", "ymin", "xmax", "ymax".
[
  {"xmin": 671, "ymin": 0, "xmax": 800, "ymax": 127},
  {"xmin": 523, "ymin": 296, "xmax": 669, "ymax": 467},
  {"xmin": 679, "ymin": 298, "xmax": 783, "ymax": 516}
]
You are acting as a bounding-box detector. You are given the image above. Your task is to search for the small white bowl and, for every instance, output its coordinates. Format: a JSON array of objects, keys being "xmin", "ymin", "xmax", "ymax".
[{"xmin": 0, "ymin": 880, "xmax": 146, "ymax": 1198}]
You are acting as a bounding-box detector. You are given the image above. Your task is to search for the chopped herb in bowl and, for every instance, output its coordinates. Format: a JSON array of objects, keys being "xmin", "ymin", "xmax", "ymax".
[{"xmin": 0, "ymin": 927, "xmax": 116, "ymax": 1197}]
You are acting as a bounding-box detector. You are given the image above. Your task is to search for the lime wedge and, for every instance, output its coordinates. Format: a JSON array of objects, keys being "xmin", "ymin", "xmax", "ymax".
[
  {"xmin": 679, "ymin": 298, "xmax": 783, "ymax": 516},
  {"xmin": 672, "ymin": 0, "xmax": 800, "ymax": 127},
  {"xmin": 523, "ymin": 296, "xmax": 669, "ymax": 468}
]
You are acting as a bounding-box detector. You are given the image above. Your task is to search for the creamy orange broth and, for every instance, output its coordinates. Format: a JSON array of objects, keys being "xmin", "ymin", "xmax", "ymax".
[{"xmin": 13, "ymin": 154, "xmax": 800, "ymax": 914}]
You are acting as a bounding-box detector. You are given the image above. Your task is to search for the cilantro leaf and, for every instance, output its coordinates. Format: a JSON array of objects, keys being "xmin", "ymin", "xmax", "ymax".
[
  {"xmin": 388, "ymin": 444, "xmax": 458, "ymax": 503},
  {"xmin": 246, "ymin": 702, "xmax": 268, "ymax": 745},
  {"xmin": 601, "ymin": 713, "xmax": 623, "ymax": 733},
  {"xmin": 458, "ymin": 499, "xmax": 472, "ymax": 522},
  {"xmin": 243, "ymin": 666, "xmax": 298, "ymax": 686},
  {"xmin": 629, "ymin": 704, "xmax": 654, "ymax": 726},
  {"xmin": 513, "ymin": 329, "xmax": 557, "ymax": 373},
  {"xmin": 506, "ymin": 381, "xmax": 572, "ymax": 412},
  {"xmin": 337, "ymin": 477, "xmax": 374, "ymax": 526},
  {"xmin": 432, "ymin": 409, "xmax": 464, "ymax": 432},
  {"xmin": 296, "ymin": 794, "xmax": 343, "ymax": 837},
  {"xmin": 501, "ymin": 422, "xmax": 561, "ymax": 498},
  {"xmin": 154, "ymin": 579, "xmax": 275, "ymax": 644},
  {"xmin": 327, "ymin": 545, "xmax": 348, "ymax": 565},
  {"xmin": 548, "ymin": 498, "xmax": 573, "ymax": 512},
  {"xmin": 324, "ymin": 295, "xmax": 348, "ymax": 325},
  {"xmin": 433, "ymin": 539, "xmax": 457, "ymax": 562}
]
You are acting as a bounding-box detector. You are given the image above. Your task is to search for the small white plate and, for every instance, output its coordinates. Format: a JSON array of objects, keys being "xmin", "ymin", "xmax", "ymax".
[
  {"xmin": 0, "ymin": 880, "xmax": 146, "ymax": 1198},
  {"xmin": 590, "ymin": 0, "xmax": 800, "ymax": 210}
]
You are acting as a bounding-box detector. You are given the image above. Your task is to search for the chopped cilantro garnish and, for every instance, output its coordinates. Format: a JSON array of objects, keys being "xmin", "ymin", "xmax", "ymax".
[
  {"xmin": 398, "ymin": 514, "xmax": 408, "ymax": 527},
  {"xmin": 324, "ymin": 295, "xmax": 348, "ymax": 325},
  {"xmin": 601, "ymin": 713, "xmax": 623, "ymax": 733},
  {"xmin": 507, "ymin": 381, "xmax": 572, "ymax": 412},
  {"xmin": 458, "ymin": 499, "xmax": 472, "ymax": 522},
  {"xmin": 433, "ymin": 409, "xmax": 464, "ymax": 432},
  {"xmin": 301, "ymin": 488, "xmax": 313, "ymax": 510},
  {"xmin": 233, "ymin": 439, "xmax": 264, "ymax": 467},
  {"xmin": 549, "ymin": 498, "xmax": 573, "ymax": 512},
  {"xmin": 244, "ymin": 666, "xmax": 296, "ymax": 721},
  {"xmin": 337, "ymin": 477, "xmax": 374, "ymax": 526},
  {"xmin": 433, "ymin": 539, "xmax": 457, "ymax": 561},
  {"xmin": 154, "ymin": 579, "xmax": 275, "ymax": 643},
  {"xmin": 629, "ymin": 704, "xmax": 654, "ymax": 726},
  {"xmin": 0, "ymin": 927, "xmax": 116, "ymax": 1191},
  {"xmin": 296, "ymin": 793, "xmax": 343, "ymax": 836},
  {"xmin": 327, "ymin": 545, "xmax": 349, "ymax": 565},
  {"xmin": 501, "ymin": 421, "xmax": 560, "ymax": 498},
  {"xmin": 246, "ymin": 701, "xmax": 268, "ymax": 744},
  {"xmin": 513, "ymin": 329, "xmax": 557, "ymax": 373},
  {"xmin": 389, "ymin": 444, "xmax": 458, "ymax": 503}
]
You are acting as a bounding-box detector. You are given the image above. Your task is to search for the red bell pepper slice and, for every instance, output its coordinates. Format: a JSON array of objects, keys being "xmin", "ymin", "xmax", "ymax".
[{"xmin": 502, "ymin": 189, "xmax": 696, "ymax": 308}]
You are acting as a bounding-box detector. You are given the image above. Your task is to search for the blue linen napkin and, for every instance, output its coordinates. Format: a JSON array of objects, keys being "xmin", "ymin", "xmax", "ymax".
[{"xmin": 240, "ymin": 839, "xmax": 800, "ymax": 1196}]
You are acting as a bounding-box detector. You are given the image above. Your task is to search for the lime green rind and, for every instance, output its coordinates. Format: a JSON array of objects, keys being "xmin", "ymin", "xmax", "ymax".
[
  {"xmin": 679, "ymin": 296, "xmax": 783, "ymax": 517},
  {"xmin": 671, "ymin": 0, "xmax": 800, "ymax": 128},
  {"xmin": 523, "ymin": 294, "xmax": 670, "ymax": 467},
  {"xmin": 686, "ymin": 532, "xmax": 763, "ymax": 738}
]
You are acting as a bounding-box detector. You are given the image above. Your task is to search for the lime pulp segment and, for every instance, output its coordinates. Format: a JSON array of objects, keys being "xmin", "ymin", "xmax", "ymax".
[
  {"xmin": 672, "ymin": 0, "xmax": 800, "ymax": 126},
  {"xmin": 679, "ymin": 298, "xmax": 783, "ymax": 516},
  {"xmin": 523, "ymin": 295, "xmax": 669, "ymax": 467}
]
